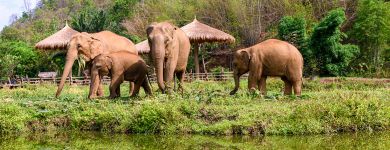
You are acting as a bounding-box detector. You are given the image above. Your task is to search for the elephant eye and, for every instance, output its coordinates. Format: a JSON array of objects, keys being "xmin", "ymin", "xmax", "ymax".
[{"xmin": 77, "ymin": 44, "xmax": 82, "ymax": 48}]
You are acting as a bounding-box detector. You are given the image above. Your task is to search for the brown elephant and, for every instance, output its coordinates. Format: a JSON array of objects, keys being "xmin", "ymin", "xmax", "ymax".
[
  {"xmin": 230, "ymin": 39, "xmax": 303, "ymax": 96},
  {"xmin": 56, "ymin": 31, "xmax": 138, "ymax": 98},
  {"xmin": 146, "ymin": 22, "xmax": 191, "ymax": 93},
  {"xmin": 89, "ymin": 51, "xmax": 152, "ymax": 99}
]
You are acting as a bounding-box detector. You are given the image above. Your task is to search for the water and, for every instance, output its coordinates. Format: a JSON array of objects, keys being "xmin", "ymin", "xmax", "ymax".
[{"xmin": 1, "ymin": 132, "xmax": 390, "ymax": 149}]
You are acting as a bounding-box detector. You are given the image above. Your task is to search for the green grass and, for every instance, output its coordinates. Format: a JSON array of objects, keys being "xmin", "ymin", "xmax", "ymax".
[{"xmin": 0, "ymin": 78, "xmax": 389, "ymax": 135}]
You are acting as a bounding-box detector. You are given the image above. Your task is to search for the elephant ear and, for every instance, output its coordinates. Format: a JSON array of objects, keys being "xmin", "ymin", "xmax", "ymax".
[
  {"xmin": 146, "ymin": 22, "xmax": 158, "ymax": 35},
  {"xmin": 240, "ymin": 50, "xmax": 251, "ymax": 67},
  {"xmin": 164, "ymin": 25, "xmax": 178, "ymax": 57},
  {"xmin": 89, "ymin": 38, "xmax": 104, "ymax": 60},
  {"xmin": 104, "ymin": 56, "xmax": 113, "ymax": 70},
  {"xmin": 163, "ymin": 24, "xmax": 177, "ymax": 41}
]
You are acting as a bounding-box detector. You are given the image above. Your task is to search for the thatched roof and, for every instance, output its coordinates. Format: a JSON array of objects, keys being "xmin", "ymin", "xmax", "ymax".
[
  {"xmin": 35, "ymin": 24, "xmax": 79, "ymax": 50},
  {"xmin": 135, "ymin": 40, "xmax": 149, "ymax": 54},
  {"xmin": 181, "ymin": 18, "xmax": 235, "ymax": 43}
]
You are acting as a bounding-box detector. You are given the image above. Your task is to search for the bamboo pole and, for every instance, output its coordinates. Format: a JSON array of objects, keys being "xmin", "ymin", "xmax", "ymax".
[{"xmin": 194, "ymin": 43, "xmax": 200, "ymax": 79}]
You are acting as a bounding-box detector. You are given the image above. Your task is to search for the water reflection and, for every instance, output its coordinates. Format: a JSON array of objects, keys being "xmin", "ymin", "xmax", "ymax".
[{"xmin": 1, "ymin": 132, "xmax": 390, "ymax": 149}]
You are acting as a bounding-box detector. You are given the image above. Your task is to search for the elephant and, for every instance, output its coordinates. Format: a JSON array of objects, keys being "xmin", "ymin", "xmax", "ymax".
[
  {"xmin": 88, "ymin": 51, "xmax": 152, "ymax": 99},
  {"xmin": 146, "ymin": 22, "xmax": 191, "ymax": 93},
  {"xmin": 55, "ymin": 31, "xmax": 138, "ymax": 98},
  {"xmin": 230, "ymin": 39, "xmax": 303, "ymax": 96}
]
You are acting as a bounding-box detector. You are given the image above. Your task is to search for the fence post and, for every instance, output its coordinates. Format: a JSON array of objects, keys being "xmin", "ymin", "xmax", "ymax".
[
  {"xmin": 221, "ymin": 68, "xmax": 225, "ymax": 81},
  {"xmin": 26, "ymin": 75, "xmax": 30, "ymax": 84},
  {"xmin": 52, "ymin": 75, "xmax": 56, "ymax": 84},
  {"xmin": 20, "ymin": 76, "xmax": 24, "ymax": 87}
]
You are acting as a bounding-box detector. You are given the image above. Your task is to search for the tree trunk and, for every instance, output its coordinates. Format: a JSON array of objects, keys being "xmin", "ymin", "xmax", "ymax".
[{"xmin": 194, "ymin": 43, "xmax": 200, "ymax": 78}]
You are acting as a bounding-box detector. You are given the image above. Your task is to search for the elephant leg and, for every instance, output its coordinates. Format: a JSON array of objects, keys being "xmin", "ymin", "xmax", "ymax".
[
  {"xmin": 130, "ymin": 80, "xmax": 142, "ymax": 97},
  {"xmin": 142, "ymin": 78, "xmax": 152, "ymax": 96},
  {"xmin": 164, "ymin": 57, "xmax": 178, "ymax": 93},
  {"xmin": 248, "ymin": 70, "xmax": 261, "ymax": 94},
  {"xmin": 175, "ymin": 70, "xmax": 185, "ymax": 92},
  {"xmin": 129, "ymin": 82, "xmax": 134, "ymax": 96},
  {"xmin": 109, "ymin": 74, "xmax": 123, "ymax": 99},
  {"xmin": 88, "ymin": 74, "xmax": 100, "ymax": 99},
  {"xmin": 281, "ymin": 76, "xmax": 292, "ymax": 95},
  {"xmin": 292, "ymin": 79, "xmax": 302, "ymax": 96},
  {"xmin": 97, "ymin": 75, "xmax": 104, "ymax": 97},
  {"xmin": 258, "ymin": 76, "xmax": 267, "ymax": 95},
  {"xmin": 116, "ymin": 85, "xmax": 121, "ymax": 97}
]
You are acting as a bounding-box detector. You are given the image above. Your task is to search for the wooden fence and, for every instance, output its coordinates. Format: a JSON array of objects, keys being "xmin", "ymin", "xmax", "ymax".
[
  {"xmin": 0, "ymin": 72, "xmax": 245, "ymax": 88},
  {"xmin": 2, "ymin": 73, "xmax": 389, "ymax": 89}
]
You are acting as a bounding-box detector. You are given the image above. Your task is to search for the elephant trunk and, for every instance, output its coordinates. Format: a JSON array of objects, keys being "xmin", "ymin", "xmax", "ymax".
[
  {"xmin": 150, "ymin": 36, "xmax": 166, "ymax": 93},
  {"xmin": 55, "ymin": 46, "xmax": 77, "ymax": 97},
  {"xmin": 230, "ymin": 72, "xmax": 241, "ymax": 95}
]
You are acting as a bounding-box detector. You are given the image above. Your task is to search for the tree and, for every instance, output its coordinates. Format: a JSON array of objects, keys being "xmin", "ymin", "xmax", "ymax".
[
  {"xmin": 0, "ymin": 41, "xmax": 41, "ymax": 77},
  {"xmin": 108, "ymin": 0, "xmax": 138, "ymax": 22},
  {"xmin": 71, "ymin": 7, "xmax": 110, "ymax": 33},
  {"xmin": 348, "ymin": 0, "xmax": 390, "ymax": 70},
  {"xmin": 278, "ymin": 16, "xmax": 307, "ymax": 50},
  {"xmin": 309, "ymin": 9, "xmax": 360, "ymax": 76}
]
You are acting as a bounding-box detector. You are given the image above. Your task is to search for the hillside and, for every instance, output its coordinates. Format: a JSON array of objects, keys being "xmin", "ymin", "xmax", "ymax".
[{"xmin": 0, "ymin": 0, "xmax": 389, "ymax": 78}]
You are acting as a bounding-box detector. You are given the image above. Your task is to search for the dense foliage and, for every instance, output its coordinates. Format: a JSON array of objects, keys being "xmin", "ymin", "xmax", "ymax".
[
  {"xmin": 348, "ymin": 0, "xmax": 390, "ymax": 76},
  {"xmin": 0, "ymin": 0, "xmax": 389, "ymax": 78},
  {"xmin": 308, "ymin": 9, "xmax": 360, "ymax": 76},
  {"xmin": 0, "ymin": 40, "xmax": 42, "ymax": 78}
]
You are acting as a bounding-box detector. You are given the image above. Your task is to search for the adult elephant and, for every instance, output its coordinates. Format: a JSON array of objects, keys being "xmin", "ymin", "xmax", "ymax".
[
  {"xmin": 55, "ymin": 31, "xmax": 138, "ymax": 98},
  {"xmin": 230, "ymin": 39, "xmax": 303, "ymax": 96},
  {"xmin": 147, "ymin": 22, "xmax": 190, "ymax": 93}
]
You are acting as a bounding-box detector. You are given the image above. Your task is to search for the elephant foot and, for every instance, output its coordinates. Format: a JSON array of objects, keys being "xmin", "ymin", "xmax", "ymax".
[
  {"xmin": 130, "ymin": 94, "xmax": 140, "ymax": 98},
  {"xmin": 88, "ymin": 95, "xmax": 98, "ymax": 99},
  {"xmin": 230, "ymin": 89, "xmax": 238, "ymax": 95},
  {"xmin": 162, "ymin": 87, "xmax": 173, "ymax": 94},
  {"xmin": 177, "ymin": 85, "xmax": 186, "ymax": 93},
  {"xmin": 109, "ymin": 94, "xmax": 119, "ymax": 99},
  {"xmin": 97, "ymin": 92, "xmax": 104, "ymax": 97}
]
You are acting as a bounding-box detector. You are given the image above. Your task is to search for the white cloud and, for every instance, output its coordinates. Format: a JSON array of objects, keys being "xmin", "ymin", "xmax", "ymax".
[{"xmin": 0, "ymin": 0, "xmax": 39, "ymax": 31}]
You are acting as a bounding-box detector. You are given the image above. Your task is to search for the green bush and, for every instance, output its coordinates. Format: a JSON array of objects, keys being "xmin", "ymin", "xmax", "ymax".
[
  {"xmin": 348, "ymin": 0, "xmax": 390, "ymax": 75},
  {"xmin": 308, "ymin": 9, "xmax": 360, "ymax": 76},
  {"xmin": 0, "ymin": 40, "xmax": 41, "ymax": 78}
]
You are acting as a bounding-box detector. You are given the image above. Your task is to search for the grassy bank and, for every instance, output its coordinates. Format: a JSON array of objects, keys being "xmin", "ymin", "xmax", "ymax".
[{"xmin": 0, "ymin": 78, "xmax": 389, "ymax": 135}]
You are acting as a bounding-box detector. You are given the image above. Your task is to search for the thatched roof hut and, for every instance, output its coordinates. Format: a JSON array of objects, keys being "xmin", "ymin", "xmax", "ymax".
[
  {"xmin": 182, "ymin": 18, "xmax": 235, "ymax": 74},
  {"xmin": 35, "ymin": 24, "xmax": 79, "ymax": 50},
  {"xmin": 135, "ymin": 40, "xmax": 149, "ymax": 54},
  {"xmin": 181, "ymin": 18, "xmax": 235, "ymax": 43}
]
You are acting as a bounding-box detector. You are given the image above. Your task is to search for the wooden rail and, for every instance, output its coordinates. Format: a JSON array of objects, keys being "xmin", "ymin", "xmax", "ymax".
[
  {"xmin": 0, "ymin": 72, "xmax": 245, "ymax": 88},
  {"xmin": 2, "ymin": 73, "xmax": 388, "ymax": 89}
]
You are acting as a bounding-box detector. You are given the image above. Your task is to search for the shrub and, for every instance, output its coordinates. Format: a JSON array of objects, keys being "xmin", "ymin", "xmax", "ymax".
[{"xmin": 308, "ymin": 9, "xmax": 360, "ymax": 76}]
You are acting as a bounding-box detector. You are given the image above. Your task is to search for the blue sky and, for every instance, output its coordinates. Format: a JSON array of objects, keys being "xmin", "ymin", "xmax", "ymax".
[{"xmin": 0, "ymin": 0, "xmax": 39, "ymax": 31}]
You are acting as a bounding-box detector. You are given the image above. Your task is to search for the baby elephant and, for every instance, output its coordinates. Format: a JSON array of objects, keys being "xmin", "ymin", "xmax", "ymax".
[
  {"xmin": 230, "ymin": 39, "xmax": 303, "ymax": 96},
  {"xmin": 89, "ymin": 51, "xmax": 152, "ymax": 99}
]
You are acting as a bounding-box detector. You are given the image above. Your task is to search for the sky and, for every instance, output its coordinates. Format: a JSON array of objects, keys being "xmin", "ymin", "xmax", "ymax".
[{"xmin": 0, "ymin": 0, "xmax": 39, "ymax": 31}]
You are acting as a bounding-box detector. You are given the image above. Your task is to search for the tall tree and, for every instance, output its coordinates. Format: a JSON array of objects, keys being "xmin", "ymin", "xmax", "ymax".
[
  {"xmin": 348, "ymin": 0, "xmax": 390, "ymax": 69},
  {"xmin": 309, "ymin": 9, "xmax": 359, "ymax": 76}
]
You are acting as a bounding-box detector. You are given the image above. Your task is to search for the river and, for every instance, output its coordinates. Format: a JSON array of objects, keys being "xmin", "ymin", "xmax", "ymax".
[{"xmin": 1, "ymin": 132, "xmax": 390, "ymax": 149}]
